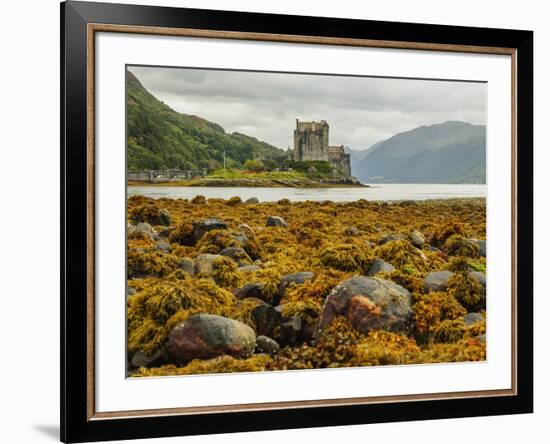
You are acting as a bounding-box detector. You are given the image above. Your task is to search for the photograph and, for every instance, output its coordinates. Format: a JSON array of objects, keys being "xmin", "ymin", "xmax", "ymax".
[{"xmin": 125, "ymin": 65, "xmax": 488, "ymax": 377}]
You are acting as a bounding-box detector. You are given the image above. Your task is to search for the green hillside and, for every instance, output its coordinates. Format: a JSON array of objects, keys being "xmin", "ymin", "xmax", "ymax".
[{"xmin": 126, "ymin": 70, "xmax": 284, "ymax": 171}]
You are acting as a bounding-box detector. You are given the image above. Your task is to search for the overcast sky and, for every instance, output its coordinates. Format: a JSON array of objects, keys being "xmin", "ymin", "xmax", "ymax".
[{"xmin": 129, "ymin": 66, "xmax": 486, "ymax": 151}]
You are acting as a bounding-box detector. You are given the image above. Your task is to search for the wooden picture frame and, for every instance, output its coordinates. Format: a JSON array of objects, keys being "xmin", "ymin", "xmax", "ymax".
[{"xmin": 61, "ymin": 1, "xmax": 533, "ymax": 442}]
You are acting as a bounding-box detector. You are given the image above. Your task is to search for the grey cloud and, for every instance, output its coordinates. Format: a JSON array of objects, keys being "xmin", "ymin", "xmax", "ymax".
[{"xmin": 129, "ymin": 66, "xmax": 486, "ymax": 150}]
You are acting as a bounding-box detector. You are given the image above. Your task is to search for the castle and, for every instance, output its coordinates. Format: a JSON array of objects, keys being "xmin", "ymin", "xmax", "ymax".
[{"xmin": 293, "ymin": 119, "xmax": 351, "ymax": 176}]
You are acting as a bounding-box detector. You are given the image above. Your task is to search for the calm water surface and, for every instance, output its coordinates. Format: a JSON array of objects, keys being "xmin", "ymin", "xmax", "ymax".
[{"xmin": 127, "ymin": 183, "xmax": 486, "ymax": 202}]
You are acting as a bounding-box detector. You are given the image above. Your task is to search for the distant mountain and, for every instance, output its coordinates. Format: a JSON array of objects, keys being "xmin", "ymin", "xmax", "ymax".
[
  {"xmin": 346, "ymin": 140, "xmax": 385, "ymax": 174},
  {"xmin": 354, "ymin": 121, "xmax": 486, "ymax": 184},
  {"xmin": 126, "ymin": 70, "xmax": 284, "ymax": 171}
]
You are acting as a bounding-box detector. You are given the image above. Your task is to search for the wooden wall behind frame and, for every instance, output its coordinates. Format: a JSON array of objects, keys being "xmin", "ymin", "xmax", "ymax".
[{"xmin": 62, "ymin": 1, "xmax": 533, "ymax": 442}]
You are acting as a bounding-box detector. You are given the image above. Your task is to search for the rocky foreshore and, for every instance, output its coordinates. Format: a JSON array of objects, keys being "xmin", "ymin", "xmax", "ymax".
[
  {"xmin": 127, "ymin": 195, "xmax": 486, "ymax": 376},
  {"xmin": 128, "ymin": 177, "xmax": 367, "ymax": 188}
]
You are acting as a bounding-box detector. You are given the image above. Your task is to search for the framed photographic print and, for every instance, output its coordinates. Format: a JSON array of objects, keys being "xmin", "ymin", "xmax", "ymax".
[{"xmin": 61, "ymin": 1, "xmax": 533, "ymax": 442}]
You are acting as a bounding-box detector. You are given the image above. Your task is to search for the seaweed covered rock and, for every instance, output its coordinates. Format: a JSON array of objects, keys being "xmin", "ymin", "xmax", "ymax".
[
  {"xmin": 167, "ymin": 314, "xmax": 256, "ymax": 364},
  {"xmin": 423, "ymin": 270, "xmax": 455, "ymax": 292},
  {"xmin": 168, "ymin": 223, "xmax": 195, "ymax": 246},
  {"xmin": 233, "ymin": 282, "xmax": 266, "ymax": 300},
  {"xmin": 375, "ymin": 239, "xmax": 428, "ymax": 273},
  {"xmin": 266, "ymin": 216, "xmax": 288, "ymax": 228},
  {"xmin": 442, "ymin": 235, "xmax": 479, "ymax": 258},
  {"xmin": 431, "ymin": 222, "xmax": 466, "ymax": 249},
  {"xmin": 130, "ymin": 204, "xmax": 171, "ymax": 226},
  {"xmin": 409, "ymin": 230, "xmax": 425, "ymax": 248},
  {"xmin": 192, "ymin": 218, "xmax": 228, "ymax": 243},
  {"xmin": 448, "ymin": 272, "xmax": 486, "ymax": 311},
  {"xmin": 464, "ymin": 312, "xmax": 484, "ymax": 326},
  {"xmin": 127, "ymin": 249, "xmax": 181, "ymax": 278},
  {"xmin": 178, "ymin": 257, "xmax": 195, "ymax": 276},
  {"xmin": 128, "ymin": 222, "xmax": 158, "ymax": 241},
  {"xmin": 318, "ymin": 276, "xmax": 412, "ymax": 335},
  {"xmin": 471, "ymin": 239, "xmax": 487, "ymax": 258},
  {"xmin": 245, "ymin": 197, "xmax": 259, "ymax": 204},
  {"xmin": 194, "ymin": 254, "xmax": 224, "ymax": 276},
  {"xmin": 379, "ymin": 233, "xmax": 405, "ymax": 245},
  {"xmin": 343, "ymin": 226, "xmax": 360, "ymax": 236},
  {"xmin": 226, "ymin": 196, "xmax": 242, "ymax": 206},
  {"xmin": 220, "ymin": 247, "xmax": 252, "ymax": 265},
  {"xmin": 468, "ymin": 271, "xmax": 486, "ymax": 294},
  {"xmin": 320, "ymin": 244, "xmax": 373, "ymax": 273},
  {"xmin": 366, "ymin": 259, "xmax": 395, "ymax": 276},
  {"xmin": 211, "ymin": 257, "xmax": 245, "ymax": 288},
  {"xmin": 278, "ymin": 271, "xmax": 315, "ymax": 301}
]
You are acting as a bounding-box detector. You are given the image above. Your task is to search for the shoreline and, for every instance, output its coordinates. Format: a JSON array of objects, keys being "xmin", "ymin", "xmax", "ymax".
[{"xmin": 127, "ymin": 178, "xmax": 367, "ymax": 188}]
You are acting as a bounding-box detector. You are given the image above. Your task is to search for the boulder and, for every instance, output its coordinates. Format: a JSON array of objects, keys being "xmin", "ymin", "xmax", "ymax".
[
  {"xmin": 256, "ymin": 336, "xmax": 280, "ymax": 355},
  {"xmin": 423, "ymin": 271, "xmax": 455, "ymax": 292},
  {"xmin": 468, "ymin": 271, "xmax": 487, "ymax": 305},
  {"xmin": 471, "ymin": 239, "xmax": 487, "ymax": 258},
  {"xmin": 157, "ymin": 209, "xmax": 171, "ymax": 226},
  {"xmin": 318, "ymin": 276, "xmax": 412, "ymax": 334},
  {"xmin": 194, "ymin": 254, "xmax": 224, "ymax": 275},
  {"xmin": 191, "ymin": 218, "xmax": 228, "ymax": 243},
  {"xmin": 238, "ymin": 264, "xmax": 262, "ymax": 273},
  {"xmin": 233, "ymin": 282, "xmax": 265, "ymax": 300},
  {"xmin": 232, "ymin": 232, "xmax": 261, "ymax": 260},
  {"xmin": 220, "ymin": 247, "xmax": 252, "ymax": 265},
  {"xmin": 128, "ymin": 222, "xmax": 158, "ymax": 240},
  {"xmin": 379, "ymin": 233, "xmax": 405, "ymax": 244},
  {"xmin": 409, "ymin": 230, "xmax": 425, "ymax": 248},
  {"xmin": 245, "ymin": 197, "xmax": 260, "ymax": 204},
  {"xmin": 130, "ymin": 349, "xmax": 162, "ymax": 369},
  {"xmin": 178, "ymin": 257, "xmax": 195, "ymax": 276},
  {"xmin": 127, "ymin": 287, "xmax": 136, "ymax": 296},
  {"xmin": 252, "ymin": 304, "xmax": 282, "ymax": 337},
  {"xmin": 238, "ymin": 223, "xmax": 255, "ymax": 237},
  {"xmin": 158, "ymin": 226, "xmax": 176, "ymax": 238},
  {"xmin": 167, "ymin": 314, "xmax": 256, "ymax": 363},
  {"xmin": 464, "ymin": 312, "xmax": 485, "ymax": 326},
  {"xmin": 266, "ymin": 216, "xmax": 288, "ymax": 228},
  {"xmin": 280, "ymin": 315, "xmax": 304, "ymax": 345},
  {"xmin": 277, "ymin": 272, "xmax": 314, "ymax": 301},
  {"xmin": 155, "ymin": 241, "xmax": 172, "ymax": 253},
  {"xmin": 343, "ymin": 226, "xmax": 360, "ymax": 236},
  {"xmin": 468, "ymin": 271, "xmax": 486, "ymax": 293},
  {"xmin": 366, "ymin": 259, "xmax": 395, "ymax": 276}
]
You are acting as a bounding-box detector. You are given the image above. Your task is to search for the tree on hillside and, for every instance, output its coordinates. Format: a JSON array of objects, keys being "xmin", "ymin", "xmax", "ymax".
[{"xmin": 244, "ymin": 159, "xmax": 264, "ymax": 172}]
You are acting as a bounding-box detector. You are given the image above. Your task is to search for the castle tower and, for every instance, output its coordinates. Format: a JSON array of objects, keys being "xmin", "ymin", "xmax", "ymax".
[{"xmin": 293, "ymin": 119, "xmax": 329, "ymax": 162}]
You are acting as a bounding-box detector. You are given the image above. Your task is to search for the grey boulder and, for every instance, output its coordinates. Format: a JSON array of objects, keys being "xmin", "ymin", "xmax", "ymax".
[
  {"xmin": 256, "ymin": 335, "xmax": 280, "ymax": 355},
  {"xmin": 366, "ymin": 259, "xmax": 395, "ymax": 276},
  {"xmin": 266, "ymin": 216, "xmax": 288, "ymax": 228},
  {"xmin": 464, "ymin": 312, "xmax": 485, "ymax": 326},
  {"xmin": 423, "ymin": 271, "xmax": 455, "ymax": 292}
]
